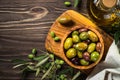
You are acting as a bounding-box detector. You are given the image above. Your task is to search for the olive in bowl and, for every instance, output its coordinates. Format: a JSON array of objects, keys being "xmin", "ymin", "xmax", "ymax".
[{"xmin": 63, "ymin": 27, "xmax": 104, "ymax": 69}]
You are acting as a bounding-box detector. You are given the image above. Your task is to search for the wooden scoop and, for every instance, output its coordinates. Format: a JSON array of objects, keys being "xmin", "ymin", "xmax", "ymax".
[{"xmin": 45, "ymin": 10, "xmax": 113, "ymax": 74}]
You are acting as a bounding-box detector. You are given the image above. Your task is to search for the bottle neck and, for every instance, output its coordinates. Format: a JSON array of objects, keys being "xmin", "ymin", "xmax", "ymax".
[{"xmin": 94, "ymin": 0, "xmax": 119, "ymax": 11}]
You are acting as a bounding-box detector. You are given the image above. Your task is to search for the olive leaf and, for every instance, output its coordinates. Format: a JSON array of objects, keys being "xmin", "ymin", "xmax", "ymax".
[
  {"xmin": 33, "ymin": 54, "xmax": 48, "ymax": 61},
  {"xmin": 13, "ymin": 63, "xmax": 26, "ymax": 69},
  {"xmin": 72, "ymin": 71, "xmax": 81, "ymax": 80},
  {"xmin": 114, "ymin": 31, "xmax": 120, "ymax": 44},
  {"xmin": 35, "ymin": 68, "xmax": 40, "ymax": 77},
  {"xmin": 35, "ymin": 56, "xmax": 49, "ymax": 67},
  {"xmin": 74, "ymin": 0, "xmax": 81, "ymax": 7},
  {"xmin": 27, "ymin": 65, "xmax": 36, "ymax": 71},
  {"xmin": 41, "ymin": 62, "xmax": 55, "ymax": 80},
  {"xmin": 58, "ymin": 66, "xmax": 74, "ymax": 76},
  {"xmin": 11, "ymin": 59, "xmax": 27, "ymax": 64}
]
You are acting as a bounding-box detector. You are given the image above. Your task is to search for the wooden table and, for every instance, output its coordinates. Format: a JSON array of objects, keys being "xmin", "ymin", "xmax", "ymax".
[{"xmin": 0, "ymin": 0, "xmax": 112, "ymax": 80}]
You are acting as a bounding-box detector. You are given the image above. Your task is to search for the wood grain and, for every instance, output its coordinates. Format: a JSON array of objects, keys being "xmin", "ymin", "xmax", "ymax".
[{"xmin": 0, "ymin": 0, "xmax": 112, "ymax": 79}]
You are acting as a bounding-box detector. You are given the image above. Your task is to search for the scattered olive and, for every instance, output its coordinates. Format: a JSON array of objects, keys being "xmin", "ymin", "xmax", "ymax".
[
  {"xmin": 72, "ymin": 31, "xmax": 79, "ymax": 36},
  {"xmin": 64, "ymin": 1, "xmax": 71, "ymax": 7},
  {"xmin": 64, "ymin": 38, "xmax": 73, "ymax": 50},
  {"xmin": 71, "ymin": 57, "xmax": 79, "ymax": 65},
  {"xmin": 58, "ymin": 16, "xmax": 71, "ymax": 25},
  {"xmin": 54, "ymin": 36, "xmax": 60, "ymax": 42},
  {"xmin": 75, "ymin": 42, "xmax": 88, "ymax": 51},
  {"xmin": 79, "ymin": 28, "xmax": 88, "ymax": 33},
  {"xmin": 66, "ymin": 48, "xmax": 77, "ymax": 58},
  {"xmin": 84, "ymin": 39, "xmax": 91, "ymax": 44},
  {"xmin": 32, "ymin": 48, "xmax": 37, "ymax": 54},
  {"xmin": 72, "ymin": 35, "xmax": 80, "ymax": 43},
  {"xmin": 88, "ymin": 31, "xmax": 98, "ymax": 42},
  {"xmin": 59, "ymin": 60, "xmax": 64, "ymax": 65},
  {"xmin": 96, "ymin": 42, "xmax": 102, "ymax": 52},
  {"xmin": 79, "ymin": 32, "xmax": 89, "ymax": 40},
  {"xmin": 87, "ymin": 43, "xmax": 96, "ymax": 53},
  {"xmin": 77, "ymin": 50, "xmax": 83, "ymax": 58},
  {"xmin": 90, "ymin": 51, "xmax": 100, "ymax": 62},
  {"xmin": 80, "ymin": 59, "xmax": 89, "ymax": 66},
  {"xmin": 83, "ymin": 52, "xmax": 90, "ymax": 61},
  {"xmin": 50, "ymin": 31, "xmax": 55, "ymax": 38},
  {"xmin": 28, "ymin": 54, "xmax": 34, "ymax": 59}
]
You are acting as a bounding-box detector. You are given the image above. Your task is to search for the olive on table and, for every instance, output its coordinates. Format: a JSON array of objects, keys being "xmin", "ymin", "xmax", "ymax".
[
  {"xmin": 72, "ymin": 31, "xmax": 79, "ymax": 36},
  {"xmin": 79, "ymin": 32, "xmax": 89, "ymax": 40},
  {"xmin": 77, "ymin": 50, "xmax": 83, "ymax": 58},
  {"xmin": 90, "ymin": 51, "xmax": 100, "ymax": 62},
  {"xmin": 88, "ymin": 31, "xmax": 98, "ymax": 42},
  {"xmin": 80, "ymin": 59, "xmax": 89, "ymax": 66},
  {"xmin": 75, "ymin": 42, "xmax": 88, "ymax": 51},
  {"xmin": 64, "ymin": 38, "xmax": 73, "ymax": 50},
  {"xmin": 87, "ymin": 43, "xmax": 96, "ymax": 53},
  {"xmin": 79, "ymin": 28, "xmax": 88, "ymax": 33},
  {"xmin": 72, "ymin": 35, "xmax": 80, "ymax": 43},
  {"xmin": 83, "ymin": 39, "xmax": 91, "ymax": 44},
  {"xmin": 71, "ymin": 57, "xmax": 79, "ymax": 65},
  {"xmin": 83, "ymin": 52, "xmax": 90, "ymax": 61},
  {"xmin": 64, "ymin": 1, "xmax": 71, "ymax": 7},
  {"xmin": 66, "ymin": 48, "xmax": 77, "ymax": 58},
  {"xmin": 58, "ymin": 16, "xmax": 71, "ymax": 25},
  {"xmin": 96, "ymin": 42, "xmax": 102, "ymax": 52}
]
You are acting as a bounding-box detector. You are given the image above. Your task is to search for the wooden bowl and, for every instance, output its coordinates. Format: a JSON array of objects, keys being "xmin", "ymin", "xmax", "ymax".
[
  {"xmin": 61, "ymin": 26, "xmax": 104, "ymax": 70},
  {"xmin": 45, "ymin": 10, "xmax": 113, "ymax": 74}
]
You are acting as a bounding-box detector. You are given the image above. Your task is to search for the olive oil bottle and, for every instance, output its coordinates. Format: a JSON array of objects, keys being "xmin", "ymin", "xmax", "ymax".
[{"xmin": 87, "ymin": 0, "xmax": 120, "ymax": 26}]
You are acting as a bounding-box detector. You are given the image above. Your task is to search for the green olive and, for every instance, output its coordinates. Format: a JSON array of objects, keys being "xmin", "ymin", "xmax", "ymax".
[
  {"xmin": 28, "ymin": 54, "xmax": 34, "ymax": 59},
  {"xmin": 66, "ymin": 48, "xmax": 77, "ymax": 58},
  {"xmin": 72, "ymin": 35, "xmax": 80, "ymax": 43},
  {"xmin": 50, "ymin": 31, "xmax": 55, "ymax": 38},
  {"xmin": 64, "ymin": 1, "xmax": 71, "ymax": 7},
  {"xmin": 80, "ymin": 59, "xmax": 89, "ymax": 66},
  {"xmin": 72, "ymin": 31, "xmax": 79, "ymax": 36},
  {"xmin": 75, "ymin": 42, "xmax": 88, "ymax": 51},
  {"xmin": 79, "ymin": 32, "xmax": 89, "ymax": 40},
  {"xmin": 58, "ymin": 16, "xmax": 71, "ymax": 25},
  {"xmin": 87, "ymin": 43, "xmax": 96, "ymax": 53},
  {"xmin": 88, "ymin": 31, "xmax": 98, "ymax": 42},
  {"xmin": 90, "ymin": 51, "xmax": 100, "ymax": 62},
  {"xmin": 54, "ymin": 36, "xmax": 60, "ymax": 42},
  {"xmin": 64, "ymin": 38, "xmax": 73, "ymax": 50},
  {"xmin": 77, "ymin": 50, "xmax": 83, "ymax": 58}
]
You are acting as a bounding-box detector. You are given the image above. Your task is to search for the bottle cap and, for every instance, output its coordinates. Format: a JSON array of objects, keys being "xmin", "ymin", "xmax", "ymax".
[{"xmin": 101, "ymin": 0, "xmax": 117, "ymax": 9}]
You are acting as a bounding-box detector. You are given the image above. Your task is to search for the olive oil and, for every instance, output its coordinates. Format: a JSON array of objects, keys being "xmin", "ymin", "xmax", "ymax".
[{"xmin": 87, "ymin": 0, "xmax": 120, "ymax": 26}]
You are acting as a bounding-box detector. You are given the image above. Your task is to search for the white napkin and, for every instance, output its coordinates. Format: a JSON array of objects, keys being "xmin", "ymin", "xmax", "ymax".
[{"xmin": 86, "ymin": 40, "xmax": 120, "ymax": 80}]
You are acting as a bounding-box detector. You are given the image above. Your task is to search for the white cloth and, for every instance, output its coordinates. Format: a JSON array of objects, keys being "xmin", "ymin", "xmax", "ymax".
[{"xmin": 87, "ymin": 41, "xmax": 120, "ymax": 80}]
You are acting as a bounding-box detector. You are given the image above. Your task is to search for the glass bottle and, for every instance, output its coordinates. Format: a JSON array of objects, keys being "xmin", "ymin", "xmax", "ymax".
[{"xmin": 87, "ymin": 0, "xmax": 120, "ymax": 26}]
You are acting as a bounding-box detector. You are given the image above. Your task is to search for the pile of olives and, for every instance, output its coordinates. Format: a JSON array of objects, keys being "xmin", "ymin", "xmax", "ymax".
[{"xmin": 64, "ymin": 28, "xmax": 102, "ymax": 66}]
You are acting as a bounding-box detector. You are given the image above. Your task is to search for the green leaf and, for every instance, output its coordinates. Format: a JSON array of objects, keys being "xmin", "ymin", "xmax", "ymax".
[
  {"xmin": 41, "ymin": 62, "xmax": 55, "ymax": 80},
  {"xmin": 11, "ymin": 59, "xmax": 27, "ymax": 64},
  {"xmin": 35, "ymin": 56, "xmax": 49, "ymax": 67},
  {"xmin": 74, "ymin": 0, "xmax": 81, "ymax": 7},
  {"xmin": 35, "ymin": 68, "xmax": 40, "ymax": 76},
  {"xmin": 114, "ymin": 31, "xmax": 120, "ymax": 44},
  {"xmin": 33, "ymin": 54, "xmax": 48, "ymax": 61},
  {"xmin": 72, "ymin": 71, "xmax": 81, "ymax": 80},
  {"xmin": 58, "ymin": 67, "xmax": 74, "ymax": 76},
  {"xmin": 32, "ymin": 48, "xmax": 37, "ymax": 54},
  {"xmin": 27, "ymin": 65, "xmax": 36, "ymax": 71},
  {"xmin": 13, "ymin": 64, "xmax": 26, "ymax": 69}
]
